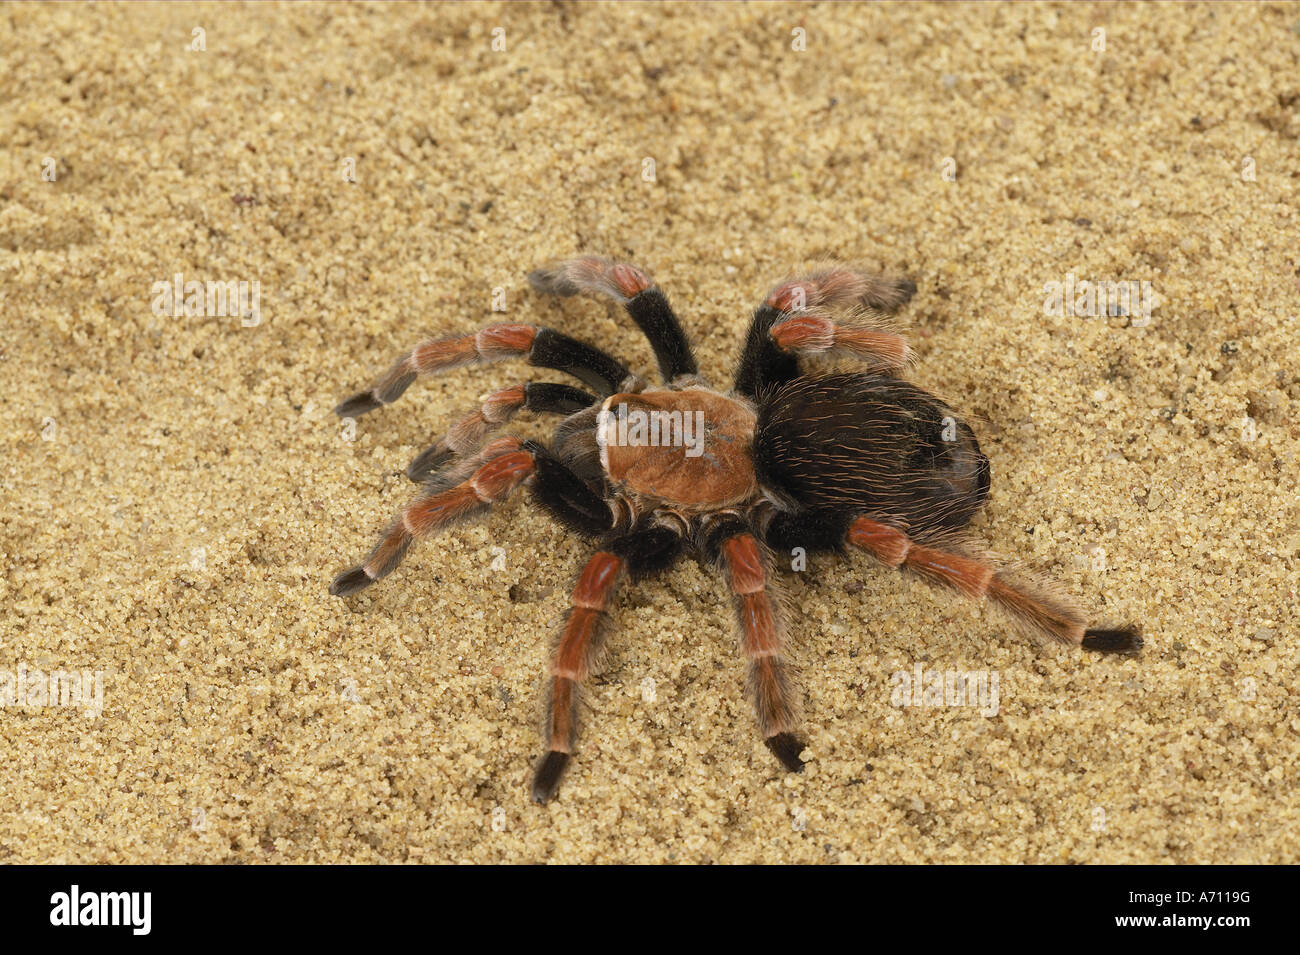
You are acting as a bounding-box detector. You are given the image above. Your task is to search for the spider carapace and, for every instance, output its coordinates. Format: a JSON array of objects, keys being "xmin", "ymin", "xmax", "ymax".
[{"xmin": 329, "ymin": 256, "xmax": 1141, "ymax": 803}]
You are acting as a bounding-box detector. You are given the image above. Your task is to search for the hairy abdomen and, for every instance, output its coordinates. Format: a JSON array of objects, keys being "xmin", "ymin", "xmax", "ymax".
[{"xmin": 753, "ymin": 374, "xmax": 990, "ymax": 533}]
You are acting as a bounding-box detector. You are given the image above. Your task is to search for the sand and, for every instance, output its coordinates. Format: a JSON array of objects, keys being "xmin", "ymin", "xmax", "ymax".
[{"xmin": 0, "ymin": 0, "xmax": 1296, "ymax": 863}]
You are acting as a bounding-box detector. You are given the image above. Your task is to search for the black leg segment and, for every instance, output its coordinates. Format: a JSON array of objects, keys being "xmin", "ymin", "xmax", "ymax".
[
  {"xmin": 625, "ymin": 288, "xmax": 698, "ymax": 382},
  {"xmin": 528, "ymin": 328, "xmax": 633, "ymax": 396},
  {"xmin": 733, "ymin": 303, "xmax": 801, "ymax": 400},
  {"xmin": 529, "ymin": 256, "xmax": 697, "ymax": 384},
  {"xmin": 524, "ymin": 440, "xmax": 614, "ymax": 537}
]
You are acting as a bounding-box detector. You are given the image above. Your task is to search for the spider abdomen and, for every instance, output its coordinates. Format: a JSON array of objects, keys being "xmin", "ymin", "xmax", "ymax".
[{"xmin": 753, "ymin": 373, "xmax": 990, "ymax": 533}]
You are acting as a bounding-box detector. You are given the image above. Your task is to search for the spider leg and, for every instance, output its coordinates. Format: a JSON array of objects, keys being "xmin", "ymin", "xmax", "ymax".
[
  {"xmin": 734, "ymin": 266, "xmax": 917, "ymax": 399},
  {"xmin": 768, "ymin": 313, "xmax": 911, "ymax": 373},
  {"xmin": 332, "ymin": 436, "xmax": 615, "ymax": 596},
  {"xmin": 532, "ymin": 525, "xmax": 685, "ymax": 803},
  {"xmin": 707, "ymin": 521, "xmax": 806, "ymax": 773},
  {"xmin": 529, "ymin": 256, "xmax": 699, "ymax": 383},
  {"xmin": 761, "ymin": 508, "xmax": 851, "ymax": 558},
  {"xmin": 334, "ymin": 323, "xmax": 638, "ymax": 418},
  {"xmin": 526, "ymin": 444, "xmax": 617, "ymax": 538},
  {"xmin": 407, "ymin": 382, "xmax": 596, "ymax": 482},
  {"xmin": 329, "ymin": 437, "xmax": 535, "ymax": 596},
  {"xmin": 844, "ymin": 516, "xmax": 1142, "ymax": 653}
]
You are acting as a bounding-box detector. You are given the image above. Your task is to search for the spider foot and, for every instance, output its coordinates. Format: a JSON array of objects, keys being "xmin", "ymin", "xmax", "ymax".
[
  {"xmin": 335, "ymin": 369, "xmax": 418, "ymax": 418},
  {"xmin": 528, "ymin": 255, "xmax": 652, "ymax": 303},
  {"xmin": 767, "ymin": 268, "xmax": 917, "ymax": 315},
  {"xmin": 329, "ymin": 566, "xmax": 374, "ymax": 597},
  {"xmin": 406, "ymin": 444, "xmax": 455, "ymax": 482},
  {"xmin": 765, "ymin": 733, "xmax": 807, "ymax": 773},
  {"xmin": 1081, "ymin": 627, "xmax": 1143, "ymax": 654},
  {"xmin": 531, "ymin": 750, "xmax": 571, "ymax": 804},
  {"xmin": 334, "ymin": 391, "xmax": 384, "ymax": 418}
]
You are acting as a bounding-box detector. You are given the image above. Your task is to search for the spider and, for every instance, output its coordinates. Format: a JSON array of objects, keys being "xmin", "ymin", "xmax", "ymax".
[{"xmin": 328, "ymin": 256, "xmax": 1141, "ymax": 803}]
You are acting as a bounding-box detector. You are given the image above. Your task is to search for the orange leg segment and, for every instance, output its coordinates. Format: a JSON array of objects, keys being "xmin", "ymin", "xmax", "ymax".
[
  {"xmin": 720, "ymin": 533, "xmax": 805, "ymax": 772},
  {"xmin": 532, "ymin": 551, "xmax": 627, "ymax": 803},
  {"xmin": 846, "ymin": 516, "xmax": 1141, "ymax": 652}
]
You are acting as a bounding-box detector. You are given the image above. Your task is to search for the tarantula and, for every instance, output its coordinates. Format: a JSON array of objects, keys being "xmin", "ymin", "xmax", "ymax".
[{"xmin": 329, "ymin": 256, "xmax": 1141, "ymax": 803}]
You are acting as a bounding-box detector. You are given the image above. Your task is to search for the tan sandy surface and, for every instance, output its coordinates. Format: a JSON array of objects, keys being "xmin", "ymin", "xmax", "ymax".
[{"xmin": 1, "ymin": 1, "xmax": 1297, "ymax": 863}]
